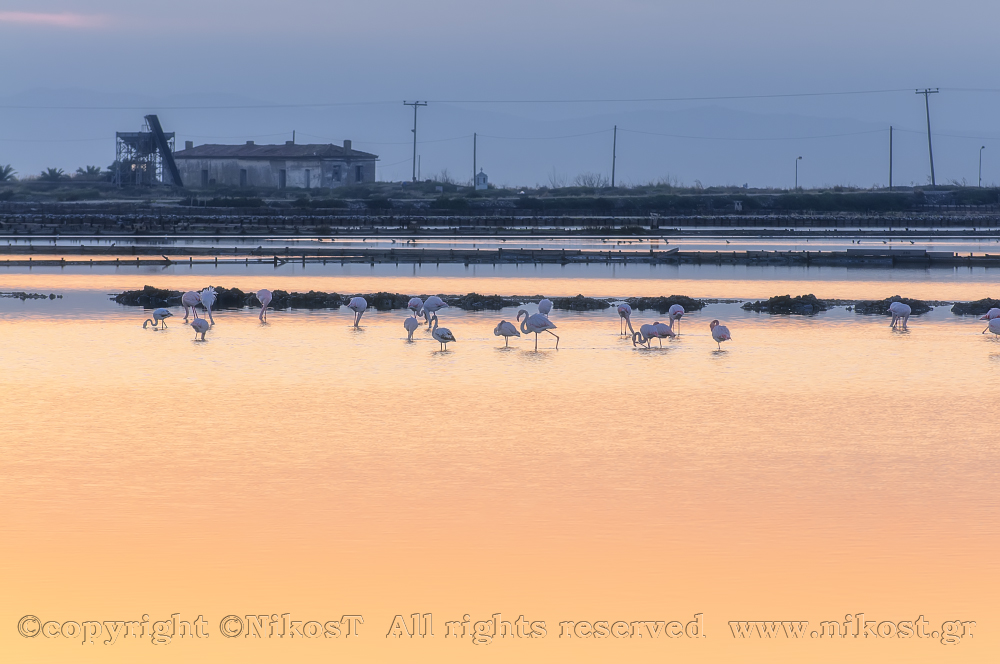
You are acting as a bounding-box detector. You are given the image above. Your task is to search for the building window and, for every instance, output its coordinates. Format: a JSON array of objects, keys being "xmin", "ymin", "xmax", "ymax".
[
  {"xmin": 332, "ymin": 166, "xmax": 341, "ymax": 181},
  {"xmin": 278, "ymin": 169, "xmax": 286, "ymax": 189},
  {"xmin": 355, "ymin": 165, "xmax": 363, "ymax": 182},
  {"xmin": 201, "ymin": 170, "xmax": 209, "ymax": 187},
  {"xmin": 305, "ymin": 169, "xmax": 311, "ymax": 189},
  {"xmin": 239, "ymin": 169, "xmax": 248, "ymax": 187}
]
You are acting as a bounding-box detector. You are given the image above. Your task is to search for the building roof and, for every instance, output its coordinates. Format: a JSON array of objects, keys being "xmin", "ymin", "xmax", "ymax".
[{"xmin": 173, "ymin": 143, "xmax": 378, "ymax": 160}]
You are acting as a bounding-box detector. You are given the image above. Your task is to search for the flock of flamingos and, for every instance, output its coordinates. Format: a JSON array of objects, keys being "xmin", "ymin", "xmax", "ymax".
[{"xmin": 141, "ymin": 286, "xmax": 1000, "ymax": 350}]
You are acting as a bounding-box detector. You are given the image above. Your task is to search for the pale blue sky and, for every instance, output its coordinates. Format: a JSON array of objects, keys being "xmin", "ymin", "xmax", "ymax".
[{"xmin": 2, "ymin": 1, "xmax": 999, "ymax": 186}]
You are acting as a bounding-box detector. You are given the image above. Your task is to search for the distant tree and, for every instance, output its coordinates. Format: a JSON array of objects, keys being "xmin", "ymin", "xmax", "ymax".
[
  {"xmin": 548, "ymin": 167, "xmax": 566, "ymax": 189},
  {"xmin": 574, "ymin": 172, "xmax": 610, "ymax": 188},
  {"xmin": 0, "ymin": 164, "xmax": 15, "ymax": 182},
  {"xmin": 39, "ymin": 167, "xmax": 66, "ymax": 182},
  {"xmin": 436, "ymin": 168, "xmax": 456, "ymax": 185},
  {"xmin": 75, "ymin": 165, "xmax": 103, "ymax": 179}
]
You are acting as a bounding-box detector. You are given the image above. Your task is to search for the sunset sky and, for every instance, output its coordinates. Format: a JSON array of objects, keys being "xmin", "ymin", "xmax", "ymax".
[{"xmin": 1, "ymin": 1, "xmax": 999, "ymax": 185}]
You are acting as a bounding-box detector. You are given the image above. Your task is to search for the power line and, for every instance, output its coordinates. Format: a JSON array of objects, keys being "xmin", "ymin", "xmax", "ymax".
[
  {"xmin": 0, "ymin": 87, "xmax": 919, "ymax": 111},
  {"xmin": 618, "ymin": 128, "xmax": 887, "ymax": 141}
]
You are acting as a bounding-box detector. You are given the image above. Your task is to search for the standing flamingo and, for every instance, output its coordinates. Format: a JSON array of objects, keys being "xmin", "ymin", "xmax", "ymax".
[
  {"xmin": 421, "ymin": 296, "xmax": 449, "ymax": 327},
  {"xmin": 709, "ymin": 319, "xmax": 731, "ymax": 350},
  {"xmin": 979, "ymin": 307, "xmax": 1000, "ymax": 333},
  {"xmin": 199, "ymin": 286, "xmax": 218, "ymax": 325},
  {"xmin": 181, "ymin": 290, "xmax": 201, "ymax": 321},
  {"xmin": 517, "ymin": 309, "xmax": 559, "ymax": 350},
  {"xmin": 652, "ymin": 320, "xmax": 676, "ymax": 346},
  {"xmin": 987, "ymin": 318, "xmax": 1000, "ymax": 338},
  {"xmin": 430, "ymin": 315, "xmax": 456, "ymax": 350},
  {"xmin": 348, "ymin": 297, "xmax": 368, "ymax": 327},
  {"xmin": 538, "ymin": 298, "xmax": 553, "ymax": 317},
  {"xmin": 142, "ymin": 308, "xmax": 172, "ymax": 329},
  {"xmin": 668, "ymin": 304, "xmax": 685, "ymax": 334},
  {"xmin": 403, "ymin": 316, "xmax": 419, "ymax": 340},
  {"xmin": 632, "ymin": 323, "xmax": 659, "ymax": 348},
  {"xmin": 888, "ymin": 301, "xmax": 911, "ymax": 329},
  {"xmin": 256, "ymin": 288, "xmax": 272, "ymax": 322},
  {"xmin": 190, "ymin": 317, "xmax": 210, "ymax": 341},
  {"xmin": 494, "ymin": 320, "xmax": 521, "ymax": 347},
  {"xmin": 407, "ymin": 297, "xmax": 424, "ymax": 318},
  {"xmin": 617, "ymin": 303, "xmax": 634, "ymax": 335}
]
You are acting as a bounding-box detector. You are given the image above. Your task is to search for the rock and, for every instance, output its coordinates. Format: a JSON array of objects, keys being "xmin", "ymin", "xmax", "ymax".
[
  {"xmin": 741, "ymin": 294, "xmax": 827, "ymax": 315},
  {"xmin": 951, "ymin": 298, "xmax": 1000, "ymax": 316},
  {"xmin": 114, "ymin": 285, "xmax": 181, "ymax": 307},
  {"xmin": 854, "ymin": 295, "xmax": 932, "ymax": 316},
  {"xmin": 549, "ymin": 295, "xmax": 611, "ymax": 310},
  {"xmin": 444, "ymin": 293, "xmax": 522, "ymax": 310},
  {"xmin": 625, "ymin": 295, "xmax": 706, "ymax": 314}
]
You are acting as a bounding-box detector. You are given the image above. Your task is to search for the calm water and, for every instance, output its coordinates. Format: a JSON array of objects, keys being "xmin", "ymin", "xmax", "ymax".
[{"xmin": 1, "ymin": 270, "xmax": 998, "ymax": 663}]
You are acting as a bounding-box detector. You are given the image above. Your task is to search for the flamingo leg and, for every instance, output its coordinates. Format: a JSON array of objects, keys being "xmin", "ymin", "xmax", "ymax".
[
  {"xmin": 534, "ymin": 333, "xmax": 539, "ymax": 350},
  {"xmin": 547, "ymin": 330, "xmax": 559, "ymax": 349},
  {"xmin": 207, "ymin": 308, "xmax": 215, "ymax": 325}
]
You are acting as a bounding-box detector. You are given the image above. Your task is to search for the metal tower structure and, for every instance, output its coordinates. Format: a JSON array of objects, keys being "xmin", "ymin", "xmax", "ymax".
[{"xmin": 113, "ymin": 115, "xmax": 178, "ymax": 187}]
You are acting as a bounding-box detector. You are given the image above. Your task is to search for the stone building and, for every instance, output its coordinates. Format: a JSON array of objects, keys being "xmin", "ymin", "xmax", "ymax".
[{"xmin": 172, "ymin": 140, "xmax": 377, "ymax": 189}]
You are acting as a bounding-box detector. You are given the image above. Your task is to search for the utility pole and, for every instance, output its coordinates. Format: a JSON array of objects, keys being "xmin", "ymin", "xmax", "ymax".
[
  {"xmin": 795, "ymin": 156, "xmax": 802, "ymax": 190},
  {"xmin": 473, "ymin": 133, "xmax": 477, "ymax": 185},
  {"xmin": 403, "ymin": 101, "xmax": 427, "ymax": 182},
  {"xmin": 915, "ymin": 88, "xmax": 939, "ymax": 185},
  {"xmin": 980, "ymin": 145, "xmax": 986, "ymax": 188},
  {"xmin": 611, "ymin": 125, "xmax": 617, "ymax": 188},
  {"xmin": 889, "ymin": 126, "xmax": 893, "ymax": 191}
]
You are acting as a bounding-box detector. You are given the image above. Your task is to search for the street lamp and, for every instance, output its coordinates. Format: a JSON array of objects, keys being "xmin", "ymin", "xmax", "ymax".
[
  {"xmin": 980, "ymin": 146, "xmax": 986, "ymax": 188},
  {"xmin": 795, "ymin": 156, "xmax": 803, "ymax": 190}
]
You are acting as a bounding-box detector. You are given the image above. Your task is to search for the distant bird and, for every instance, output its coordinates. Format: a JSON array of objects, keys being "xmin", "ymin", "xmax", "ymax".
[
  {"xmin": 988, "ymin": 318, "xmax": 1000, "ymax": 338},
  {"xmin": 348, "ymin": 297, "xmax": 368, "ymax": 327},
  {"xmin": 537, "ymin": 298, "xmax": 553, "ymax": 316},
  {"xmin": 668, "ymin": 304, "xmax": 685, "ymax": 334},
  {"xmin": 980, "ymin": 308, "xmax": 1000, "ymax": 333},
  {"xmin": 709, "ymin": 319, "xmax": 731, "ymax": 350},
  {"xmin": 256, "ymin": 288, "xmax": 272, "ymax": 322},
  {"xmin": 191, "ymin": 317, "xmax": 210, "ymax": 341},
  {"xmin": 632, "ymin": 323, "xmax": 659, "ymax": 348},
  {"xmin": 142, "ymin": 308, "xmax": 172, "ymax": 329},
  {"xmin": 421, "ymin": 295, "xmax": 449, "ymax": 327},
  {"xmin": 888, "ymin": 301, "xmax": 911, "ymax": 329},
  {"xmin": 403, "ymin": 316, "xmax": 420, "ymax": 340},
  {"xmin": 430, "ymin": 314, "xmax": 456, "ymax": 350},
  {"xmin": 652, "ymin": 320, "xmax": 676, "ymax": 346},
  {"xmin": 407, "ymin": 297, "xmax": 424, "ymax": 318},
  {"xmin": 617, "ymin": 303, "xmax": 634, "ymax": 335},
  {"xmin": 199, "ymin": 286, "xmax": 218, "ymax": 325},
  {"xmin": 494, "ymin": 320, "xmax": 521, "ymax": 347},
  {"xmin": 181, "ymin": 290, "xmax": 201, "ymax": 321},
  {"xmin": 518, "ymin": 309, "xmax": 559, "ymax": 350}
]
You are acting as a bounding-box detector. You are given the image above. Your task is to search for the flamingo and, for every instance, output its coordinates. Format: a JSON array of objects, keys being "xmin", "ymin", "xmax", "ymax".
[
  {"xmin": 979, "ymin": 307, "xmax": 1000, "ymax": 333},
  {"xmin": 538, "ymin": 298, "xmax": 553, "ymax": 317},
  {"xmin": 617, "ymin": 303, "xmax": 634, "ymax": 335},
  {"xmin": 348, "ymin": 297, "xmax": 368, "ymax": 327},
  {"xmin": 403, "ymin": 316, "xmax": 419, "ymax": 341},
  {"xmin": 421, "ymin": 296, "xmax": 449, "ymax": 327},
  {"xmin": 632, "ymin": 323, "xmax": 659, "ymax": 348},
  {"xmin": 494, "ymin": 320, "xmax": 521, "ymax": 347},
  {"xmin": 190, "ymin": 317, "xmax": 210, "ymax": 341},
  {"xmin": 181, "ymin": 290, "xmax": 201, "ymax": 321},
  {"xmin": 142, "ymin": 308, "xmax": 172, "ymax": 329},
  {"xmin": 430, "ymin": 314, "xmax": 456, "ymax": 350},
  {"xmin": 668, "ymin": 304, "xmax": 685, "ymax": 334},
  {"xmin": 987, "ymin": 318, "xmax": 1000, "ymax": 338},
  {"xmin": 652, "ymin": 320, "xmax": 676, "ymax": 346},
  {"xmin": 199, "ymin": 286, "xmax": 218, "ymax": 325},
  {"xmin": 256, "ymin": 288, "xmax": 272, "ymax": 322},
  {"xmin": 709, "ymin": 319, "xmax": 731, "ymax": 350},
  {"xmin": 517, "ymin": 309, "xmax": 559, "ymax": 350},
  {"xmin": 888, "ymin": 301, "xmax": 911, "ymax": 329},
  {"xmin": 407, "ymin": 297, "xmax": 424, "ymax": 318}
]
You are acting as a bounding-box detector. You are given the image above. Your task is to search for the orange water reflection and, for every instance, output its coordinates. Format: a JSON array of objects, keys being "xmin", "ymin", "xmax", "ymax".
[{"xmin": 1, "ymin": 296, "xmax": 997, "ymax": 663}]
